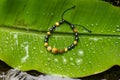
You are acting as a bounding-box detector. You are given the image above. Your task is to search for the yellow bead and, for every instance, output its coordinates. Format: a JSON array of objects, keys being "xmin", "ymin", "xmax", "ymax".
[
  {"xmin": 55, "ymin": 22, "xmax": 60, "ymax": 26},
  {"xmin": 52, "ymin": 48, "xmax": 58, "ymax": 54},
  {"xmin": 74, "ymin": 41, "xmax": 77, "ymax": 45},
  {"xmin": 64, "ymin": 48, "xmax": 68, "ymax": 52},
  {"xmin": 47, "ymin": 46, "xmax": 52, "ymax": 51},
  {"xmin": 44, "ymin": 43, "xmax": 48, "ymax": 47},
  {"xmin": 47, "ymin": 32, "xmax": 51, "ymax": 35}
]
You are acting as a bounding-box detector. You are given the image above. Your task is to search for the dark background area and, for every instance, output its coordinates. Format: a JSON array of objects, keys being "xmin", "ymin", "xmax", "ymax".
[
  {"xmin": 0, "ymin": 60, "xmax": 120, "ymax": 80},
  {"xmin": 103, "ymin": 0, "xmax": 120, "ymax": 6}
]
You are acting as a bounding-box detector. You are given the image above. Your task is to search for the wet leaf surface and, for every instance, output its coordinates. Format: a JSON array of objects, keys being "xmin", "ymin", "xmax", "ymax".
[{"xmin": 0, "ymin": 0, "xmax": 120, "ymax": 78}]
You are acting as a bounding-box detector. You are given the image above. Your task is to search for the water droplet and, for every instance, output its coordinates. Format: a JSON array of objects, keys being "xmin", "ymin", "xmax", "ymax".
[
  {"xmin": 47, "ymin": 58, "xmax": 51, "ymax": 61},
  {"xmin": 83, "ymin": 68, "xmax": 86, "ymax": 72},
  {"xmin": 62, "ymin": 57, "xmax": 67, "ymax": 64},
  {"xmin": 118, "ymin": 37, "xmax": 120, "ymax": 39},
  {"xmin": 26, "ymin": 11, "xmax": 30, "ymax": 15},
  {"xmin": 112, "ymin": 30, "xmax": 115, "ymax": 33},
  {"xmin": 89, "ymin": 38, "xmax": 102, "ymax": 42},
  {"xmin": 90, "ymin": 48, "xmax": 94, "ymax": 50},
  {"xmin": 42, "ymin": 12, "xmax": 45, "ymax": 15},
  {"xmin": 88, "ymin": 61, "xmax": 92, "ymax": 64},
  {"xmin": 115, "ymin": 41, "xmax": 119, "ymax": 44},
  {"xmin": 99, "ymin": 52, "xmax": 102, "ymax": 54},
  {"xmin": 73, "ymin": 53, "xmax": 76, "ymax": 56},
  {"xmin": 95, "ymin": 23, "xmax": 98, "ymax": 26},
  {"xmin": 40, "ymin": 51, "xmax": 43, "ymax": 53},
  {"xmin": 69, "ymin": 57, "xmax": 73, "ymax": 61},
  {"xmin": 86, "ymin": 44, "xmax": 89, "ymax": 46},
  {"xmin": 116, "ymin": 24, "xmax": 120, "ymax": 28},
  {"xmin": 101, "ymin": 30, "xmax": 103, "ymax": 32},
  {"xmin": 5, "ymin": 41, "xmax": 9, "ymax": 44},
  {"xmin": 50, "ymin": 12, "xmax": 54, "ymax": 16},
  {"xmin": 78, "ymin": 50, "xmax": 84, "ymax": 56},
  {"xmin": 91, "ymin": 24, "xmax": 94, "ymax": 26},
  {"xmin": 21, "ymin": 45, "xmax": 29, "ymax": 63},
  {"xmin": 33, "ymin": 47, "xmax": 36, "ymax": 50},
  {"xmin": 70, "ymin": 63, "xmax": 75, "ymax": 66},
  {"xmin": 11, "ymin": 47, "xmax": 14, "ymax": 50},
  {"xmin": 75, "ymin": 58, "xmax": 82, "ymax": 65},
  {"xmin": 97, "ymin": 64, "xmax": 102, "ymax": 67},
  {"xmin": 45, "ymin": 63, "xmax": 48, "ymax": 66},
  {"xmin": 92, "ymin": 51, "xmax": 95, "ymax": 53},
  {"xmin": 101, "ymin": 46, "xmax": 104, "ymax": 48},
  {"xmin": 54, "ymin": 58, "xmax": 58, "ymax": 62},
  {"xmin": 6, "ymin": 37, "xmax": 9, "ymax": 40},
  {"xmin": 116, "ymin": 28, "xmax": 120, "ymax": 32}
]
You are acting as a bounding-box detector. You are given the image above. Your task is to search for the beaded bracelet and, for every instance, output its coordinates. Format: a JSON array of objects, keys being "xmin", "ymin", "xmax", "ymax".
[{"xmin": 44, "ymin": 5, "xmax": 91, "ymax": 54}]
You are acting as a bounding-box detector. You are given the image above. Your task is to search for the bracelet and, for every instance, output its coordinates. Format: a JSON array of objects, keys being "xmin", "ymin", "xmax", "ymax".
[
  {"xmin": 44, "ymin": 19, "xmax": 79, "ymax": 54},
  {"xmin": 44, "ymin": 5, "xmax": 91, "ymax": 54}
]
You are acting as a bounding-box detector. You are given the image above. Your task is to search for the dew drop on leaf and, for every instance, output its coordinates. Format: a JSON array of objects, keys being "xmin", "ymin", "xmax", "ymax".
[
  {"xmin": 69, "ymin": 57, "xmax": 73, "ymax": 61},
  {"xmin": 75, "ymin": 58, "xmax": 82, "ymax": 65},
  {"xmin": 78, "ymin": 50, "xmax": 84, "ymax": 56},
  {"xmin": 62, "ymin": 57, "xmax": 67, "ymax": 64},
  {"xmin": 54, "ymin": 58, "xmax": 58, "ymax": 63}
]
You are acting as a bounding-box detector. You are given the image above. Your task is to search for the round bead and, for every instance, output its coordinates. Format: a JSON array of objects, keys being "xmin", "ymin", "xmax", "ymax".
[
  {"xmin": 45, "ymin": 35, "xmax": 49, "ymax": 39},
  {"xmin": 52, "ymin": 48, "xmax": 58, "ymax": 54},
  {"xmin": 47, "ymin": 32, "xmax": 51, "ymax": 35},
  {"xmin": 49, "ymin": 28, "xmax": 54, "ymax": 32},
  {"xmin": 73, "ymin": 28, "xmax": 77, "ymax": 32},
  {"xmin": 74, "ymin": 41, "xmax": 77, "ymax": 45},
  {"xmin": 59, "ymin": 19, "xmax": 64, "ymax": 24},
  {"xmin": 47, "ymin": 46, "xmax": 52, "ymax": 51},
  {"xmin": 75, "ymin": 32, "xmax": 78, "ymax": 36},
  {"xmin": 71, "ymin": 24, "xmax": 74, "ymax": 29},
  {"xmin": 44, "ymin": 38, "xmax": 48, "ymax": 42},
  {"xmin": 71, "ymin": 44, "xmax": 75, "ymax": 48},
  {"xmin": 75, "ymin": 37, "xmax": 79, "ymax": 41},
  {"xmin": 68, "ymin": 46, "xmax": 72, "ymax": 50},
  {"xmin": 44, "ymin": 43, "xmax": 48, "ymax": 47},
  {"xmin": 55, "ymin": 22, "xmax": 60, "ymax": 26},
  {"xmin": 58, "ymin": 49, "xmax": 64, "ymax": 54},
  {"xmin": 64, "ymin": 48, "xmax": 68, "ymax": 52}
]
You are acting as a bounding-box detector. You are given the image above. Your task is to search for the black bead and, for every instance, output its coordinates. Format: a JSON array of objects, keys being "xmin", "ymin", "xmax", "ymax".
[
  {"xmin": 75, "ymin": 37, "xmax": 79, "ymax": 41},
  {"xmin": 59, "ymin": 19, "xmax": 64, "ymax": 24},
  {"xmin": 71, "ymin": 44, "xmax": 75, "ymax": 48},
  {"xmin": 49, "ymin": 25, "xmax": 56, "ymax": 32},
  {"xmin": 44, "ymin": 38, "xmax": 48, "ymax": 42},
  {"xmin": 45, "ymin": 35, "xmax": 49, "ymax": 39},
  {"xmin": 75, "ymin": 32, "xmax": 78, "ymax": 36},
  {"xmin": 49, "ymin": 28, "xmax": 53, "ymax": 32},
  {"xmin": 52, "ymin": 25, "xmax": 56, "ymax": 29},
  {"xmin": 68, "ymin": 46, "xmax": 72, "ymax": 50},
  {"xmin": 70, "ymin": 24, "xmax": 75, "ymax": 29}
]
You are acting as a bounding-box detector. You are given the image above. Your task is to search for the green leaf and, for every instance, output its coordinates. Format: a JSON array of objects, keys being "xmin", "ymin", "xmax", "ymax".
[{"xmin": 0, "ymin": 0, "xmax": 120, "ymax": 77}]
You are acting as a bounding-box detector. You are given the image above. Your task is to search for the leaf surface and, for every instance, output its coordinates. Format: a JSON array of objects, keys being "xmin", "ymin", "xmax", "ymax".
[{"xmin": 0, "ymin": 0, "xmax": 120, "ymax": 77}]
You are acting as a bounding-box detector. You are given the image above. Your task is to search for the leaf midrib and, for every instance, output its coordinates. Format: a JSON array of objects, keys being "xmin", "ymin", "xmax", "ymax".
[{"xmin": 1, "ymin": 25, "xmax": 120, "ymax": 37}]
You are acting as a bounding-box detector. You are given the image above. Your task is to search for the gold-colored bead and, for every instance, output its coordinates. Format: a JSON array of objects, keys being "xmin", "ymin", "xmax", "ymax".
[
  {"xmin": 47, "ymin": 46, "xmax": 52, "ymax": 51},
  {"xmin": 73, "ymin": 28, "xmax": 77, "ymax": 32},
  {"xmin": 44, "ymin": 42, "xmax": 48, "ymax": 47},
  {"xmin": 52, "ymin": 48, "xmax": 58, "ymax": 54},
  {"xmin": 55, "ymin": 22, "xmax": 60, "ymax": 26},
  {"xmin": 58, "ymin": 49, "xmax": 64, "ymax": 54},
  {"xmin": 64, "ymin": 48, "xmax": 68, "ymax": 52},
  {"xmin": 74, "ymin": 41, "xmax": 77, "ymax": 45},
  {"xmin": 47, "ymin": 32, "xmax": 51, "ymax": 35}
]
